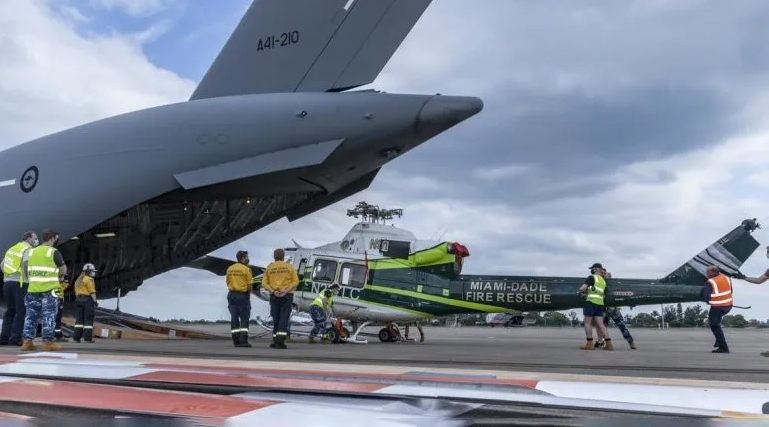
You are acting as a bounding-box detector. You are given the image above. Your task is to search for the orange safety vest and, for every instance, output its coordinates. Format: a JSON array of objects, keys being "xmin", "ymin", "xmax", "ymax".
[{"xmin": 708, "ymin": 274, "xmax": 733, "ymax": 307}]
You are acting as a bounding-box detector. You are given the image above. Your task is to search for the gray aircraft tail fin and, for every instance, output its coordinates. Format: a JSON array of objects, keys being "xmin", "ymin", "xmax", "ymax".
[
  {"xmin": 190, "ymin": 0, "xmax": 433, "ymax": 100},
  {"xmin": 659, "ymin": 218, "xmax": 762, "ymax": 286}
]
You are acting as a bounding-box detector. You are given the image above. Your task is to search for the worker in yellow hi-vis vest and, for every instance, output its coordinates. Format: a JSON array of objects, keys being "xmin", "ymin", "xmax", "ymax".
[
  {"xmin": 577, "ymin": 262, "xmax": 612, "ymax": 350},
  {"xmin": 308, "ymin": 284, "xmax": 340, "ymax": 344},
  {"xmin": 0, "ymin": 231, "xmax": 37, "ymax": 346},
  {"xmin": 21, "ymin": 229, "xmax": 66, "ymax": 352}
]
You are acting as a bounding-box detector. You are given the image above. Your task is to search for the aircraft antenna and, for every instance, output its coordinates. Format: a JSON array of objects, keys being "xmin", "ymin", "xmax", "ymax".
[{"xmin": 346, "ymin": 201, "xmax": 403, "ymax": 225}]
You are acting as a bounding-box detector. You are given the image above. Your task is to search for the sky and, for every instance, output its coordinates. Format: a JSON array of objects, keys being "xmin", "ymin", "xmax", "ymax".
[{"xmin": 3, "ymin": 0, "xmax": 769, "ymax": 321}]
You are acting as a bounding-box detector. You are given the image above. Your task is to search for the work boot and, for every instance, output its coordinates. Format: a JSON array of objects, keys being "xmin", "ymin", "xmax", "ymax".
[
  {"xmin": 285, "ymin": 337, "xmax": 295, "ymax": 344},
  {"xmin": 603, "ymin": 339, "xmax": 614, "ymax": 351},
  {"xmin": 20, "ymin": 340, "xmax": 36, "ymax": 351},
  {"xmin": 41, "ymin": 341, "xmax": 62, "ymax": 351},
  {"xmin": 272, "ymin": 336, "xmax": 287, "ymax": 349},
  {"xmin": 308, "ymin": 337, "xmax": 318, "ymax": 344},
  {"xmin": 236, "ymin": 331, "xmax": 252, "ymax": 348},
  {"xmin": 629, "ymin": 340, "xmax": 636, "ymax": 349},
  {"xmin": 580, "ymin": 340, "xmax": 595, "ymax": 350}
]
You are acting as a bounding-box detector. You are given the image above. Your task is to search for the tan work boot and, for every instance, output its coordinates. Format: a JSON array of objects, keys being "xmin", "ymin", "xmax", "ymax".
[
  {"xmin": 629, "ymin": 340, "xmax": 636, "ymax": 349},
  {"xmin": 20, "ymin": 340, "xmax": 37, "ymax": 351},
  {"xmin": 580, "ymin": 340, "xmax": 595, "ymax": 350},
  {"xmin": 41, "ymin": 341, "xmax": 62, "ymax": 351},
  {"xmin": 603, "ymin": 340, "xmax": 614, "ymax": 351}
]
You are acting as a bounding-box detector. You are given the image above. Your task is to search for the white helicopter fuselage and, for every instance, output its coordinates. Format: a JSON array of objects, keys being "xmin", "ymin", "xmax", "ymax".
[{"xmin": 253, "ymin": 221, "xmax": 442, "ymax": 324}]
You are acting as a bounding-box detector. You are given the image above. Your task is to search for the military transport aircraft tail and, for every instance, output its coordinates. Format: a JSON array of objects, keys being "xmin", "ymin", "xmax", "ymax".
[
  {"xmin": 190, "ymin": 0, "xmax": 433, "ymax": 100},
  {"xmin": 659, "ymin": 218, "xmax": 761, "ymax": 286}
]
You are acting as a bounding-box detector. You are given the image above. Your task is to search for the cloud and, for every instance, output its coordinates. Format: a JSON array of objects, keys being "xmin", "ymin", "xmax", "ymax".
[
  {"xmin": 0, "ymin": 0, "xmax": 195, "ymax": 148},
  {"xmin": 6, "ymin": 0, "xmax": 769, "ymax": 323},
  {"xmin": 87, "ymin": 0, "xmax": 179, "ymax": 17}
]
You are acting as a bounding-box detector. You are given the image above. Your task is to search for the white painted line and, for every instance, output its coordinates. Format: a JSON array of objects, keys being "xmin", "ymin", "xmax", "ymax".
[
  {"xmin": 343, "ymin": 0, "xmax": 356, "ymax": 11},
  {"xmin": 536, "ymin": 380, "xmax": 769, "ymax": 415},
  {"xmin": 0, "ymin": 179, "xmax": 15, "ymax": 188}
]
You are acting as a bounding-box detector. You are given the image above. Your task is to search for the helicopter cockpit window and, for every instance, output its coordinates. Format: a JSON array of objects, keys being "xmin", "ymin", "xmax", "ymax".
[
  {"xmin": 312, "ymin": 259, "xmax": 337, "ymax": 283},
  {"xmin": 340, "ymin": 263, "xmax": 366, "ymax": 289}
]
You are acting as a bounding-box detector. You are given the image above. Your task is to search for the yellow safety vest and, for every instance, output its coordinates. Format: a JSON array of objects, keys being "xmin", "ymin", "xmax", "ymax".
[
  {"xmin": 586, "ymin": 274, "xmax": 606, "ymax": 306},
  {"xmin": 2, "ymin": 241, "xmax": 31, "ymax": 281},
  {"xmin": 26, "ymin": 246, "xmax": 60, "ymax": 294},
  {"xmin": 312, "ymin": 290, "xmax": 334, "ymax": 309}
]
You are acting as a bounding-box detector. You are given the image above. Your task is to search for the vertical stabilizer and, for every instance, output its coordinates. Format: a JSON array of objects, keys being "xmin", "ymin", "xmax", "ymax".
[
  {"xmin": 660, "ymin": 219, "xmax": 761, "ymax": 285},
  {"xmin": 190, "ymin": 0, "xmax": 433, "ymax": 100}
]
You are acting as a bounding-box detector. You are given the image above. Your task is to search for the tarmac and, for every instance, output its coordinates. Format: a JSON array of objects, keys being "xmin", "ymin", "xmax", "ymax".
[
  {"xmin": 0, "ymin": 326, "xmax": 769, "ymax": 422},
  {"xmin": 5, "ymin": 325, "xmax": 769, "ymax": 385}
]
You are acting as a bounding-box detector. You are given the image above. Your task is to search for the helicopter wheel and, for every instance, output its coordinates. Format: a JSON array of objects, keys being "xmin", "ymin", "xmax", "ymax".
[
  {"xmin": 328, "ymin": 328, "xmax": 341, "ymax": 344},
  {"xmin": 378, "ymin": 328, "xmax": 392, "ymax": 342}
]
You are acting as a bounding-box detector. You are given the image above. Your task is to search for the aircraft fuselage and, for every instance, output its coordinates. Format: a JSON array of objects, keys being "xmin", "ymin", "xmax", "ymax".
[{"xmin": 253, "ymin": 250, "xmax": 705, "ymax": 324}]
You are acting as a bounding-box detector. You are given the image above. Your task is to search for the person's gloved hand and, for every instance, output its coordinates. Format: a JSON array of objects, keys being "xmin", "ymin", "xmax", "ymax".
[{"xmin": 733, "ymin": 271, "xmax": 746, "ymax": 279}]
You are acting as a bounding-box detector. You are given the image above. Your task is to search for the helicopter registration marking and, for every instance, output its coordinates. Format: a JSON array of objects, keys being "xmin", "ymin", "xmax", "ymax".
[
  {"xmin": 466, "ymin": 281, "xmax": 551, "ymax": 304},
  {"xmin": 311, "ymin": 282, "xmax": 361, "ymax": 300}
]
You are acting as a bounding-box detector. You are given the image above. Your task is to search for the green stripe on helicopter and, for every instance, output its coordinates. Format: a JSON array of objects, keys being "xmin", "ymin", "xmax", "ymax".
[{"xmin": 364, "ymin": 284, "xmax": 504, "ymax": 313}]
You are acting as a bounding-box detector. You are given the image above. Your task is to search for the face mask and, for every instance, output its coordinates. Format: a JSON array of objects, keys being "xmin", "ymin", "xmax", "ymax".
[
  {"xmin": 31, "ymin": 239, "xmax": 39, "ymax": 247},
  {"xmin": 89, "ymin": 271, "xmax": 96, "ymax": 277}
]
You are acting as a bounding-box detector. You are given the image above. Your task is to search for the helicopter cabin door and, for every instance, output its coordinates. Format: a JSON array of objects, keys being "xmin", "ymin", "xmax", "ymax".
[
  {"xmin": 295, "ymin": 256, "xmax": 308, "ymax": 300},
  {"xmin": 306, "ymin": 256, "xmax": 339, "ymax": 302}
]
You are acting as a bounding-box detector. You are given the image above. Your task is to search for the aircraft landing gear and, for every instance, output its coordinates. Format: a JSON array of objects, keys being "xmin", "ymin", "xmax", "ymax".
[
  {"xmin": 378, "ymin": 324, "xmax": 401, "ymax": 342},
  {"xmin": 404, "ymin": 322, "xmax": 424, "ymax": 343},
  {"xmin": 343, "ymin": 320, "xmax": 372, "ymax": 344},
  {"xmin": 330, "ymin": 318, "xmax": 350, "ymax": 344}
]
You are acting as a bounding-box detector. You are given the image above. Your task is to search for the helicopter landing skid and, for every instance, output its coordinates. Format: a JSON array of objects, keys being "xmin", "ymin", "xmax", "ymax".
[{"xmin": 342, "ymin": 320, "xmax": 372, "ymax": 344}]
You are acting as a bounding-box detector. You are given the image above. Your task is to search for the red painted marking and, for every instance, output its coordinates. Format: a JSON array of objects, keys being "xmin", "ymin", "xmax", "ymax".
[
  {"xmin": 130, "ymin": 370, "xmax": 388, "ymax": 392},
  {"xmin": 143, "ymin": 363, "xmax": 539, "ymax": 389},
  {"xmin": 0, "ymin": 379, "xmax": 275, "ymax": 418}
]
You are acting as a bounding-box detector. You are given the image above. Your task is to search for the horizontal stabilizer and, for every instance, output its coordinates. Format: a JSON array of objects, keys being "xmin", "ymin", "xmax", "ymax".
[
  {"xmin": 190, "ymin": 0, "xmax": 433, "ymax": 100},
  {"xmin": 173, "ymin": 139, "xmax": 342, "ymax": 190},
  {"xmin": 186, "ymin": 255, "xmax": 265, "ymax": 277}
]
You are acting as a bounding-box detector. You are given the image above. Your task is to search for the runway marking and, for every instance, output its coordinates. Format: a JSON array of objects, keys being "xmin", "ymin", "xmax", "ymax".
[
  {"xmin": 0, "ymin": 378, "xmax": 276, "ymax": 418},
  {"xmin": 130, "ymin": 371, "xmax": 389, "ymax": 393},
  {"xmin": 141, "ymin": 362, "xmax": 540, "ymax": 388},
  {"xmin": 0, "ymin": 179, "xmax": 15, "ymax": 188},
  {"xmin": 404, "ymin": 370, "xmax": 498, "ymax": 379}
]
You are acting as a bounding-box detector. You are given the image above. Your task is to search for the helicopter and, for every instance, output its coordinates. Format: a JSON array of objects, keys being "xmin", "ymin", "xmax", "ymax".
[{"xmin": 187, "ymin": 202, "xmax": 762, "ymax": 344}]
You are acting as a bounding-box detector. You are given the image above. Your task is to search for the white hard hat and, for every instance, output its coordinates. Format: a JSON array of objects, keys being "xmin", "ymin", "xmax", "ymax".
[{"xmin": 83, "ymin": 263, "xmax": 96, "ymax": 271}]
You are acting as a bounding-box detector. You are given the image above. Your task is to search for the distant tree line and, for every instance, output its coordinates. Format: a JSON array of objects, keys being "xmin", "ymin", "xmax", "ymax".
[{"xmin": 533, "ymin": 303, "xmax": 760, "ymax": 328}]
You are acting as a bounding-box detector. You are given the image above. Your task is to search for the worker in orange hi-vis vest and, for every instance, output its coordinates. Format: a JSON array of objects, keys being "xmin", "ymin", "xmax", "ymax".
[{"xmin": 702, "ymin": 265, "xmax": 733, "ymax": 354}]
